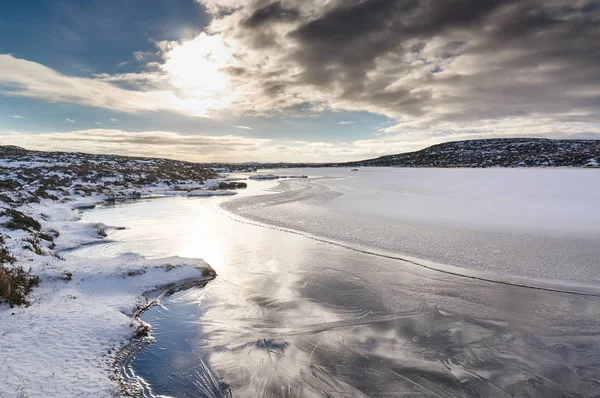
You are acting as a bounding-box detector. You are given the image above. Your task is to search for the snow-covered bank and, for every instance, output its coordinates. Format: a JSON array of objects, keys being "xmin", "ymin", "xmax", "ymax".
[
  {"xmin": 0, "ymin": 199, "xmax": 217, "ymax": 397},
  {"xmin": 0, "ymin": 194, "xmax": 218, "ymax": 397},
  {"xmin": 0, "ymin": 147, "xmax": 227, "ymax": 397},
  {"xmin": 1, "ymin": 254, "xmax": 212, "ymax": 397},
  {"xmin": 223, "ymin": 168, "xmax": 600, "ymax": 288}
]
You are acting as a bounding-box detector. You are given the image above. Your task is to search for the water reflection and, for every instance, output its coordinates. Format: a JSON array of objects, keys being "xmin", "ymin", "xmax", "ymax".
[{"xmin": 78, "ymin": 197, "xmax": 600, "ymax": 397}]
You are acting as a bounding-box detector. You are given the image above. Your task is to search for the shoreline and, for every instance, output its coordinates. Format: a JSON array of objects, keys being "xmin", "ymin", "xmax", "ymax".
[{"xmin": 113, "ymin": 277, "xmax": 216, "ymax": 398}]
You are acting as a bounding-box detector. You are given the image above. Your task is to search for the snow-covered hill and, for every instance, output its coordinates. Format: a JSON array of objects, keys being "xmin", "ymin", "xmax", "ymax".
[
  {"xmin": 0, "ymin": 145, "xmax": 219, "ymax": 203},
  {"xmin": 344, "ymin": 138, "xmax": 600, "ymax": 168}
]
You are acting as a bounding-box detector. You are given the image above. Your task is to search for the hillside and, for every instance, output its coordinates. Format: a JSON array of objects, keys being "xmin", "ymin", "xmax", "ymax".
[
  {"xmin": 0, "ymin": 145, "xmax": 223, "ymax": 205},
  {"xmin": 343, "ymin": 138, "xmax": 600, "ymax": 168}
]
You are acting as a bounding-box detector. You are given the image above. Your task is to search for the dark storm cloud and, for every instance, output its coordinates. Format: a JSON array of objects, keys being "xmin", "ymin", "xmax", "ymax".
[
  {"xmin": 217, "ymin": 0, "xmax": 600, "ymax": 125},
  {"xmin": 242, "ymin": 1, "xmax": 300, "ymax": 27},
  {"xmin": 285, "ymin": 0, "xmax": 516, "ymax": 84},
  {"xmin": 286, "ymin": 0, "xmax": 598, "ymax": 87},
  {"xmin": 291, "ymin": 0, "xmax": 509, "ymax": 54}
]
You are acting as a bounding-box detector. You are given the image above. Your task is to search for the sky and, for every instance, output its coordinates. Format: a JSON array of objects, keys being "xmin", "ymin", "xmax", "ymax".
[{"xmin": 0, "ymin": 0, "xmax": 599, "ymax": 162}]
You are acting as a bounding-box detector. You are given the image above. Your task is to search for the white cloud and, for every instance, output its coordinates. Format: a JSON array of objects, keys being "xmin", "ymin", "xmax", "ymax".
[
  {"xmin": 236, "ymin": 125, "xmax": 253, "ymax": 130},
  {"xmin": 94, "ymin": 122, "xmax": 102, "ymax": 125},
  {"xmin": 0, "ymin": 128, "xmax": 370, "ymax": 162},
  {"xmin": 337, "ymin": 121, "xmax": 354, "ymax": 125},
  {"xmin": 0, "ymin": 129, "xmax": 271, "ymax": 162},
  {"xmin": 10, "ymin": 115, "xmax": 24, "ymax": 119},
  {"xmin": 66, "ymin": 118, "xmax": 76, "ymax": 123},
  {"xmin": 0, "ymin": 54, "xmax": 226, "ymax": 118},
  {"xmin": 133, "ymin": 51, "xmax": 154, "ymax": 62},
  {"xmin": 110, "ymin": 119, "xmax": 117, "ymax": 122}
]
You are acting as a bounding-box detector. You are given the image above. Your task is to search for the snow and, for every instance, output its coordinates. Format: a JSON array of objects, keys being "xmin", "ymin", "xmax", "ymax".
[
  {"xmin": 248, "ymin": 174, "xmax": 280, "ymax": 180},
  {"xmin": 224, "ymin": 168, "xmax": 600, "ymax": 288},
  {"xmin": 248, "ymin": 173, "xmax": 307, "ymax": 180},
  {"xmin": 0, "ymin": 253, "xmax": 210, "ymax": 398},
  {"xmin": 186, "ymin": 189, "xmax": 235, "ymax": 197},
  {"xmin": 0, "ymin": 198, "xmax": 214, "ymax": 398},
  {"xmin": 70, "ymin": 200, "xmax": 97, "ymax": 210},
  {"xmin": 319, "ymin": 168, "xmax": 599, "ymax": 233}
]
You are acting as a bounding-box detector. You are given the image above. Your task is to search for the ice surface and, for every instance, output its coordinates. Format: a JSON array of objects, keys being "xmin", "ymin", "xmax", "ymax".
[{"xmin": 223, "ymin": 168, "xmax": 600, "ymax": 287}]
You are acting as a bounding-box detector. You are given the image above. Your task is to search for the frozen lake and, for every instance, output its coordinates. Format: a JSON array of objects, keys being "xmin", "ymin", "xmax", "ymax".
[
  {"xmin": 224, "ymin": 168, "xmax": 600, "ymax": 290},
  {"xmin": 75, "ymin": 169, "xmax": 600, "ymax": 397}
]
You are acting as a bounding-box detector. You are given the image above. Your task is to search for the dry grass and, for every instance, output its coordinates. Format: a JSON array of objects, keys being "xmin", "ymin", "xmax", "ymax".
[
  {"xmin": 0, "ymin": 264, "xmax": 40, "ymax": 307},
  {"xmin": 0, "ymin": 246, "xmax": 14, "ymax": 263},
  {"xmin": 1, "ymin": 240, "xmax": 40, "ymax": 306},
  {"xmin": 1, "ymin": 209, "xmax": 41, "ymax": 232}
]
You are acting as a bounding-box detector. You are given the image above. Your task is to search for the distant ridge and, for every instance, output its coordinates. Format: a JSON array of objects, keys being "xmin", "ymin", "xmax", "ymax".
[
  {"xmin": 343, "ymin": 138, "xmax": 600, "ymax": 168},
  {"xmin": 1, "ymin": 138, "xmax": 598, "ymax": 169}
]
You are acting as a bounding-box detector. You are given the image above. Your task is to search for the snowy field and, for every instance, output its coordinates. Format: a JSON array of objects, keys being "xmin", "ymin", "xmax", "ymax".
[{"xmin": 224, "ymin": 168, "xmax": 600, "ymax": 290}]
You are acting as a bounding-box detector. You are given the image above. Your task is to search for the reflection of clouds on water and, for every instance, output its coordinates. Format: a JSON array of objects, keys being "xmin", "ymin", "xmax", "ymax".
[
  {"xmin": 163, "ymin": 268, "xmax": 600, "ymax": 397},
  {"xmin": 80, "ymin": 197, "xmax": 600, "ymax": 397}
]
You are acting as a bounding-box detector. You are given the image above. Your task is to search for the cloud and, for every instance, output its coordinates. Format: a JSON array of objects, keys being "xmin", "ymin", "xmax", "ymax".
[
  {"xmin": 242, "ymin": 2, "xmax": 301, "ymax": 28},
  {"xmin": 357, "ymin": 116, "xmax": 600, "ymax": 154},
  {"xmin": 0, "ymin": 128, "xmax": 365, "ymax": 162},
  {"xmin": 66, "ymin": 118, "xmax": 76, "ymax": 123},
  {"xmin": 10, "ymin": 115, "xmax": 24, "ymax": 119},
  {"xmin": 133, "ymin": 51, "xmax": 154, "ymax": 62},
  {"xmin": 236, "ymin": 125, "xmax": 253, "ymax": 130},
  {"xmin": 110, "ymin": 119, "xmax": 117, "ymax": 122},
  {"xmin": 0, "ymin": 54, "xmax": 228, "ymax": 118},
  {"xmin": 189, "ymin": 0, "xmax": 600, "ymax": 135},
  {"xmin": 337, "ymin": 121, "xmax": 353, "ymax": 125}
]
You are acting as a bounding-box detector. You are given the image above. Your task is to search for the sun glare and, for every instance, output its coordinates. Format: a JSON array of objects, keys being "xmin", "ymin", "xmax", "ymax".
[{"xmin": 162, "ymin": 33, "xmax": 236, "ymax": 111}]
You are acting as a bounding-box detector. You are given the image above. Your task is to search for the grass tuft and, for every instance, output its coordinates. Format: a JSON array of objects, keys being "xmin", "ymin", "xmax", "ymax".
[
  {"xmin": 0, "ymin": 264, "xmax": 40, "ymax": 307},
  {"xmin": 1, "ymin": 209, "xmax": 41, "ymax": 232}
]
